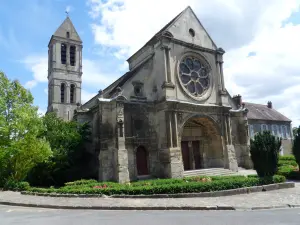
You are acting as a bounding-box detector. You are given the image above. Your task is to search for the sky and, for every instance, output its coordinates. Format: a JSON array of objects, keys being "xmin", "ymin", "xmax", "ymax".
[{"xmin": 1, "ymin": 0, "xmax": 300, "ymax": 126}]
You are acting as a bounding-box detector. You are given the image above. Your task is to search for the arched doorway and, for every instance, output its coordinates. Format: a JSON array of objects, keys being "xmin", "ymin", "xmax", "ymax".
[
  {"xmin": 180, "ymin": 116, "xmax": 223, "ymax": 171},
  {"xmin": 136, "ymin": 146, "xmax": 149, "ymax": 176}
]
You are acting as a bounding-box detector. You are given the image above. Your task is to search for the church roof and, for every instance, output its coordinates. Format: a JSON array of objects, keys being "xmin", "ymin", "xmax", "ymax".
[
  {"xmin": 244, "ymin": 102, "xmax": 291, "ymax": 122},
  {"xmin": 51, "ymin": 16, "xmax": 82, "ymax": 43}
]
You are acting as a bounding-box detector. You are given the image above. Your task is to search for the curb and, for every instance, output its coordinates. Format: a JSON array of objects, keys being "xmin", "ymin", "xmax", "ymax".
[
  {"xmin": 0, "ymin": 201, "xmax": 235, "ymax": 210},
  {"xmin": 0, "ymin": 201, "xmax": 300, "ymax": 211},
  {"xmin": 20, "ymin": 182, "xmax": 295, "ymax": 199}
]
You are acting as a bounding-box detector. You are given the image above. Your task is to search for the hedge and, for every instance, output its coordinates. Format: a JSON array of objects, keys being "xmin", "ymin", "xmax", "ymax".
[
  {"xmin": 26, "ymin": 175, "xmax": 286, "ymax": 196},
  {"xmin": 2, "ymin": 181, "xmax": 30, "ymax": 191},
  {"xmin": 278, "ymin": 160, "xmax": 298, "ymax": 167},
  {"xmin": 279, "ymin": 155, "xmax": 296, "ymax": 161},
  {"xmin": 276, "ymin": 154, "xmax": 300, "ymax": 180}
]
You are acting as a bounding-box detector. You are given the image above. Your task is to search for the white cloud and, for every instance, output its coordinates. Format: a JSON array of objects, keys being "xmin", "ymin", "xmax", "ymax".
[
  {"xmin": 25, "ymin": 80, "xmax": 38, "ymax": 89},
  {"xmin": 22, "ymin": 55, "xmax": 48, "ymax": 89},
  {"xmin": 223, "ymin": 22, "xmax": 300, "ymax": 127},
  {"xmin": 87, "ymin": 0, "xmax": 300, "ymax": 55},
  {"xmin": 38, "ymin": 107, "xmax": 46, "ymax": 117},
  {"xmin": 87, "ymin": 0, "xmax": 300, "ymax": 126}
]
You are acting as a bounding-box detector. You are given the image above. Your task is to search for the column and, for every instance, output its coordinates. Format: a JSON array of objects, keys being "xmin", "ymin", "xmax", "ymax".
[
  {"xmin": 171, "ymin": 111, "xmax": 178, "ymax": 147},
  {"xmin": 66, "ymin": 45, "xmax": 70, "ymax": 66},
  {"xmin": 116, "ymin": 102, "xmax": 130, "ymax": 183},
  {"xmin": 224, "ymin": 115, "xmax": 229, "ymax": 145},
  {"xmin": 161, "ymin": 45, "xmax": 175, "ymax": 89},
  {"xmin": 226, "ymin": 115, "xmax": 232, "ymax": 145},
  {"xmin": 224, "ymin": 113, "xmax": 238, "ymax": 171},
  {"xmin": 166, "ymin": 111, "xmax": 173, "ymax": 148},
  {"xmin": 219, "ymin": 62, "xmax": 225, "ymax": 91},
  {"xmin": 216, "ymin": 48, "xmax": 226, "ymax": 92},
  {"xmin": 66, "ymin": 85, "xmax": 70, "ymax": 104}
]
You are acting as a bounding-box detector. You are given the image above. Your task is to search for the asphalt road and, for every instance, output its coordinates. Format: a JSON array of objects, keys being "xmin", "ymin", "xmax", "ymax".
[{"xmin": 1, "ymin": 206, "xmax": 300, "ymax": 225}]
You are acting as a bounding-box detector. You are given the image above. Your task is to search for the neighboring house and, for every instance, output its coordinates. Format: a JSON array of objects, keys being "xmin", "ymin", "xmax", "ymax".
[{"xmin": 244, "ymin": 100, "xmax": 292, "ymax": 155}]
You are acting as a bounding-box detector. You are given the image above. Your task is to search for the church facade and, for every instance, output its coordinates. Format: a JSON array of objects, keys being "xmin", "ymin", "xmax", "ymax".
[{"xmin": 47, "ymin": 6, "xmax": 254, "ymax": 183}]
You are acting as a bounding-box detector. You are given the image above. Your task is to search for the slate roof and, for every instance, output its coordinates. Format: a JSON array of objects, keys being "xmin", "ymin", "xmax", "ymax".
[{"xmin": 244, "ymin": 102, "xmax": 291, "ymax": 122}]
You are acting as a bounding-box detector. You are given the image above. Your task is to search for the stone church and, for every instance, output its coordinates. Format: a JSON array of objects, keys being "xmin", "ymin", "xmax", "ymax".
[{"xmin": 47, "ymin": 6, "xmax": 254, "ymax": 183}]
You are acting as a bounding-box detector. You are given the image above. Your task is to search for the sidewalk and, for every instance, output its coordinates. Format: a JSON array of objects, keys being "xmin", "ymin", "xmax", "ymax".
[{"xmin": 0, "ymin": 183, "xmax": 300, "ymax": 210}]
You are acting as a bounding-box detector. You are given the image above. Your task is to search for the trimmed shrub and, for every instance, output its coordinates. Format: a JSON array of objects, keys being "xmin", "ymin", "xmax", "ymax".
[
  {"xmin": 293, "ymin": 126, "xmax": 300, "ymax": 169},
  {"xmin": 279, "ymin": 155, "xmax": 296, "ymax": 161},
  {"xmin": 26, "ymin": 175, "xmax": 286, "ymax": 196},
  {"xmin": 278, "ymin": 160, "xmax": 298, "ymax": 167},
  {"xmin": 65, "ymin": 179, "xmax": 98, "ymax": 186},
  {"xmin": 3, "ymin": 180, "xmax": 30, "ymax": 191},
  {"xmin": 250, "ymin": 131, "xmax": 281, "ymax": 177}
]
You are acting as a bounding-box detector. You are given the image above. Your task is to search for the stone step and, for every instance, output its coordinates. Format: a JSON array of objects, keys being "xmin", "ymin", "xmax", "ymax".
[{"xmin": 183, "ymin": 168, "xmax": 238, "ymax": 177}]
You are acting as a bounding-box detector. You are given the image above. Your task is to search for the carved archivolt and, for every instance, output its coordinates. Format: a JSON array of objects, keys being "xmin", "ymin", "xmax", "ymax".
[{"xmin": 178, "ymin": 113, "xmax": 221, "ymax": 137}]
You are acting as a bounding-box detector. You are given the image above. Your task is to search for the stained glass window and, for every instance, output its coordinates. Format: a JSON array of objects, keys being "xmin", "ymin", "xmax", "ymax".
[{"xmin": 179, "ymin": 56, "xmax": 210, "ymax": 96}]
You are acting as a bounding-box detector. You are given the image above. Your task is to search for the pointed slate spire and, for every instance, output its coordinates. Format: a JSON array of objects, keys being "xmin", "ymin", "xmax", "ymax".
[{"xmin": 53, "ymin": 16, "xmax": 82, "ymax": 43}]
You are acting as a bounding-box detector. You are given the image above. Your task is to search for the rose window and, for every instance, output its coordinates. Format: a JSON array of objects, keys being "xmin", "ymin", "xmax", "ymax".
[{"xmin": 179, "ymin": 56, "xmax": 210, "ymax": 96}]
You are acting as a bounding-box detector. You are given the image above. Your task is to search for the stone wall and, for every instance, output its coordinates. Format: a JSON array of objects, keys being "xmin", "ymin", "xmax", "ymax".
[{"xmin": 124, "ymin": 102, "xmax": 159, "ymax": 180}]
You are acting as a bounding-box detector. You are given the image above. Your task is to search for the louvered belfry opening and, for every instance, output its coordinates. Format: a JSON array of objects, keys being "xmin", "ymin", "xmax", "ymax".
[
  {"xmin": 70, "ymin": 84, "xmax": 75, "ymax": 103},
  {"xmin": 70, "ymin": 45, "xmax": 76, "ymax": 66},
  {"xmin": 61, "ymin": 44, "xmax": 67, "ymax": 64},
  {"xmin": 60, "ymin": 83, "xmax": 65, "ymax": 103}
]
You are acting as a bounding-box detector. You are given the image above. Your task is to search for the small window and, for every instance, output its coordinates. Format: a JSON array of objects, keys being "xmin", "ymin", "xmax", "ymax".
[
  {"xmin": 60, "ymin": 83, "xmax": 65, "ymax": 103},
  {"xmin": 61, "ymin": 44, "xmax": 67, "ymax": 64},
  {"xmin": 189, "ymin": 28, "xmax": 195, "ymax": 37},
  {"xmin": 134, "ymin": 86, "xmax": 142, "ymax": 96},
  {"xmin": 261, "ymin": 124, "xmax": 268, "ymax": 132},
  {"xmin": 66, "ymin": 32, "xmax": 70, "ymax": 38},
  {"xmin": 70, "ymin": 84, "xmax": 75, "ymax": 103},
  {"xmin": 70, "ymin": 45, "xmax": 76, "ymax": 66},
  {"xmin": 249, "ymin": 125, "xmax": 254, "ymax": 138},
  {"xmin": 281, "ymin": 125, "xmax": 287, "ymax": 139},
  {"xmin": 272, "ymin": 125, "xmax": 278, "ymax": 136}
]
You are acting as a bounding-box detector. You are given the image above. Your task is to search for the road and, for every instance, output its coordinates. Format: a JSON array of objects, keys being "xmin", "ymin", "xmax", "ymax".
[{"xmin": 1, "ymin": 205, "xmax": 300, "ymax": 225}]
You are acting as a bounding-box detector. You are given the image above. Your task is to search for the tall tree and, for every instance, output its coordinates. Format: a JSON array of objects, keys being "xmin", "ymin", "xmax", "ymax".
[
  {"xmin": 27, "ymin": 112, "xmax": 93, "ymax": 187},
  {"xmin": 0, "ymin": 72, "xmax": 52, "ymax": 184}
]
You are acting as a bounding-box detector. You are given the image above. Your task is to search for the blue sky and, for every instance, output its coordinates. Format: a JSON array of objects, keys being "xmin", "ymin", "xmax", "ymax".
[
  {"xmin": 0, "ymin": 0, "xmax": 127, "ymax": 114},
  {"xmin": 1, "ymin": 0, "xmax": 300, "ymax": 126}
]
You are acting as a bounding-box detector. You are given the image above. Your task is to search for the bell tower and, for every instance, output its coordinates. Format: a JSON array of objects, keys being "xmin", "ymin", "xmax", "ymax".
[{"xmin": 47, "ymin": 16, "xmax": 83, "ymax": 120}]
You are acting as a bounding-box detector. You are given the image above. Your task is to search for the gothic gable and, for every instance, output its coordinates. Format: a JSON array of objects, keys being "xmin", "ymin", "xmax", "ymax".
[{"xmin": 164, "ymin": 6, "xmax": 217, "ymax": 50}]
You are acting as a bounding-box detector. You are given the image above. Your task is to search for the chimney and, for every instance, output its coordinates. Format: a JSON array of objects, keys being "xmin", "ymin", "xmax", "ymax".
[
  {"xmin": 233, "ymin": 94, "xmax": 242, "ymax": 108},
  {"xmin": 267, "ymin": 101, "xmax": 272, "ymax": 109}
]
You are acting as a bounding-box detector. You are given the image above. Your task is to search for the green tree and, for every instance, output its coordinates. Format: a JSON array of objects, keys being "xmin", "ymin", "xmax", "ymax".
[
  {"xmin": 0, "ymin": 72, "xmax": 52, "ymax": 185},
  {"xmin": 292, "ymin": 126, "xmax": 300, "ymax": 169},
  {"xmin": 27, "ymin": 113, "xmax": 93, "ymax": 187},
  {"xmin": 250, "ymin": 131, "xmax": 281, "ymax": 178}
]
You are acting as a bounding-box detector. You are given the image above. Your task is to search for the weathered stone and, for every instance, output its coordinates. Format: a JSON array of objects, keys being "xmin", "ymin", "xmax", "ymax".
[{"xmin": 45, "ymin": 7, "xmax": 265, "ymax": 183}]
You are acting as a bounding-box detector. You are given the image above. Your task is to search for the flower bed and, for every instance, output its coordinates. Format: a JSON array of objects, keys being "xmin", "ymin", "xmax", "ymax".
[{"xmin": 26, "ymin": 175, "xmax": 286, "ymax": 196}]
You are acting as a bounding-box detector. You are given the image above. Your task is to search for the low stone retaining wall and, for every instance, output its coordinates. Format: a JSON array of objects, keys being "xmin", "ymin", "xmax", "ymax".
[{"xmin": 21, "ymin": 182, "xmax": 295, "ymax": 199}]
